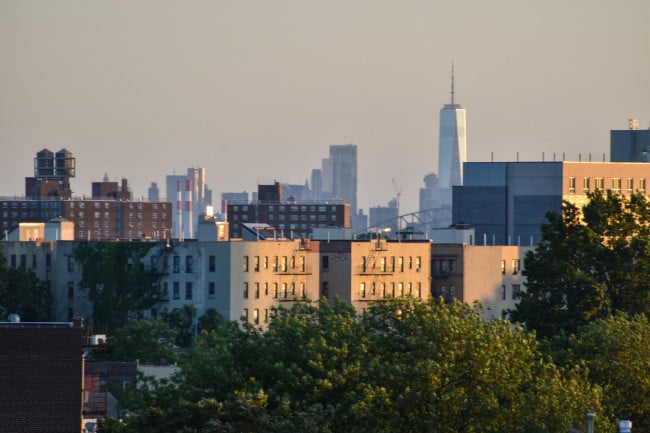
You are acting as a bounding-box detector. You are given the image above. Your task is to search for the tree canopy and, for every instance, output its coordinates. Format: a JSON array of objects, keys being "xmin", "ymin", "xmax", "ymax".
[
  {"xmin": 510, "ymin": 191, "xmax": 650, "ymax": 338},
  {"xmin": 108, "ymin": 298, "xmax": 608, "ymax": 433},
  {"xmin": 0, "ymin": 246, "xmax": 51, "ymax": 321},
  {"xmin": 75, "ymin": 242, "xmax": 161, "ymax": 330}
]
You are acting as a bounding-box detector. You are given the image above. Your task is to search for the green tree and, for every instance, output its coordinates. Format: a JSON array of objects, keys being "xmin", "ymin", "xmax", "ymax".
[
  {"xmin": 511, "ymin": 191, "xmax": 650, "ymax": 338},
  {"xmin": 0, "ymin": 246, "xmax": 51, "ymax": 321},
  {"xmin": 566, "ymin": 314, "xmax": 650, "ymax": 432},
  {"xmin": 114, "ymin": 298, "xmax": 610, "ymax": 433},
  {"xmin": 108, "ymin": 318, "xmax": 178, "ymax": 365},
  {"xmin": 161, "ymin": 305, "xmax": 197, "ymax": 348},
  {"xmin": 75, "ymin": 242, "xmax": 161, "ymax": 330}
]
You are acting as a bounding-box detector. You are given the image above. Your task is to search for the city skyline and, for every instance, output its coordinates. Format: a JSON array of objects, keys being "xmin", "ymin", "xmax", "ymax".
[{"xmin": 1, "ymin": 1, "xmax": 649, "ymax": 214}]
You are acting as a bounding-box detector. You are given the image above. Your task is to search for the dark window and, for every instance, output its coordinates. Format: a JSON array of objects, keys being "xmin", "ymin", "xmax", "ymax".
[
  {"xmin": 185, "ymin": 282, "xmax": 193, "ymax": 300},
  {"xmin": 186, "ymin": 255, "xmax": 193, "ymax": 273},
  {"xmin": 32, "ymin": 255, "xmax": 37, "ymax": 269},
  {"xmin": 173, "ymin": 282, "xmax": 180, "ymax": 299},
  {"xmin": 243, "ymin": 282, "xmax": 249, "ymax": 299},
  {"xmin": 208, "ymin": 282, "xmax": 215, "ymax": 297},
  {"xmin": 322, "ymin": 255, "xmax": 329, "ymax": 271},
  {"xmin": 10, "ymin": 254, "xmax": 16, "ymax": 268},
  {"xmin": 209, "ymin": 255, "xmax": 216, "ymax": 272},
  {"xmin": 67, "ymin": 281, "xmax": 74, "ymax": 298},
  {"xmin": 46, "ymin": 254, "xmax": 51, "ymax": 268},
  {"xmin": 67, "ymin": 256, "xmax": 74, "ymax": 272},
  {"xmin": 321, "ymin": 281, "xmax": 329, "ymax": 298},
  {"xmin": 173, "ymin": 256, "xmax": 180, "ymax": 273}
]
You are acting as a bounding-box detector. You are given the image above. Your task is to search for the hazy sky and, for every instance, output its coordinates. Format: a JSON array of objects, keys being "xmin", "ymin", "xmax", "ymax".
[{"xmin": 1, "ymin": 0, "xmax": 649, "ymax": 214}]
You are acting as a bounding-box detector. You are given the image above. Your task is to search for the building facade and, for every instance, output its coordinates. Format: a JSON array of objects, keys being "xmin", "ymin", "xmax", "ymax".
[
  {"xmin": 610, "ymin": 119, "xmax": 650, "ymax": 162},
  {"xmin": 453, "ymin": 161, "xmax": 650, "ymax": 245},
  {"xmin": 430, "ymin": 243, "xmax": 531, "ymax": 320},
  {"xmin": 0, "ymin": 318, "xmax": 85, "ymax": 433}
]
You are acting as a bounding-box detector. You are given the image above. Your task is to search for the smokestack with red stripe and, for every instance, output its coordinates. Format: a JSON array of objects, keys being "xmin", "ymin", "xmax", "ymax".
[
  {"xmin": 176, "ymin": 180, "xmax": 183, "ymax": 238},
  {"xmin": 185, "ymin": 179, "xmax": 193, "ymax": 238}
]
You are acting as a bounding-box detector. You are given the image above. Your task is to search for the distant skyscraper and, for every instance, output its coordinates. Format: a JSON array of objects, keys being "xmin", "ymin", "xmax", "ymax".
[
  {"xmin": 438, "ymin": 64, "xmax": 467, "ymax": 199},
  {"xmin": 330, "ymin": 144, "xmax": 358, "ymax": 214},
  {"xmin": 148, "ymin": 182, "xmax": 160, "ymax": 201}
]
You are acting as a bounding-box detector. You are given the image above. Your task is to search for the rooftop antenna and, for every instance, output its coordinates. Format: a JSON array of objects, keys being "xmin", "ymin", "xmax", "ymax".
[{"xmin": 450, "ymin": 61, "xmax": 455, "ymax": 106}]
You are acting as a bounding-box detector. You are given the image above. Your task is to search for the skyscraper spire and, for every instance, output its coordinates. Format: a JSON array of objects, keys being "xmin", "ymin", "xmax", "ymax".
[{"xmin": 451, "ymin": 61, "xmax": 455, "ymax": 106}]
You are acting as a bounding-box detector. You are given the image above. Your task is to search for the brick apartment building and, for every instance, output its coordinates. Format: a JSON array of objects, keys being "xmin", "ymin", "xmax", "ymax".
[
  {"xmin": 0, "ymin": 149, "xmax": 172, "ymax": 240},
  {"xmin": 227, "ymin": 182, "xmax": 350, "ymax": 239},
  {"xmin": 0, "ymin": 318, "xmax": 85, "ymax": 433}
]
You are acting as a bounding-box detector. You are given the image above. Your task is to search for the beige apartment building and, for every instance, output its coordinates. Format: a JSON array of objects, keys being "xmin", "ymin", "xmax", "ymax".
[
  {"xmin": 311, "ymin": 238, "xmax": 432, "ymax": 314},
  {"xmin": 431, "ymin": 243, "xmax": 532, "ymax": 320}
]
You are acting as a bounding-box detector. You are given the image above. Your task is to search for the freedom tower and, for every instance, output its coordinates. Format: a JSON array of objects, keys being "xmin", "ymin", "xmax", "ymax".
[{"xmin": 438, "ymin": 63, "xmax": 467, "ymax": 206}]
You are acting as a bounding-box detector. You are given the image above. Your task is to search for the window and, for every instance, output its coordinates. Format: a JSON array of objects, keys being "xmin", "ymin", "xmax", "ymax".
[
  {"xmin": 449, "ymin": 285, "xmax": 456, "ymax": 298},
  {"xmin": 512, "ymin": 259, "xmax": 521, "ymax": 274},
  {"xmin": 381, "ymin": 257, "xmax": 387, "ymax": 272},
  {"xmin": 264, "ymin": 256, "xmax": 269, "ymax": 269},
  {"xmin": 243, "ymin": 256, "xmax": 249, "ymax": 272},
  {"xmin": 254, "ymin": 256, "xmax": 260, "ymax": 272},
  {"xmin": 274, "ymin": 283, "xmax": 279, "ymax": 299},
  {"xmin": 640, "ymin": 178, "xmax": 646, "ymax": 193},
  {"xmin": 500, "ymin": 260, "xmax": 506, "ymax": 274},
  {"xmin": 242, "ymin": 308, "xmax": 249, "ymax": 322},
  {"xmin": 208, "ymin": 282, "xmax": 215, "ymax": 297},
  {"xmin": 321, "ymin": 281, "xmax": 329, "ymax": 298},
  {"xmin": 173, "ymin": 282, "xmax": 180, "ymax": 299},
  {"xmin": 282, "ymin": 283, "xmax": 288, "ymax": 299},
  {"xmin": 172, "ymin": 256, "xmax": 180, "ymax": 273},
  {"xmin": 291, "ymin": 282, "xmax": 296, "ymax": 296},
  {"xmin": 322, "ymin": 255, "xmax": 329, "ymax": 271},
  {"xmin": 185, "ymin": 282, "xmax": 193, "ymax": 300},
  {"xmin": 415, "ymin": 256, "xmax": 421, "ymax": 270},
  {"xmin": 280, "ymin": 256, "xmax": 287, "ymax": 272},
  {"xmin": 68, "ymin": 281, "xmax": 74, "ymax": 298},
  {"xmin": 627, "ymin": 178, "xmax": 634, "ymax": 192},
  {"xmin": 31, "ymin": 255, "xmax": 36, "ymax": 269},
  {"xmin": 67, "ymin": 256, "xmax": 75, "ymax": 272},
  {"xmin": 264, "ymin": 309, "xmax": 269, "ymax": 323},
  {"xmin": 398, "ymin": 256, "xmax": 404, "ymax": 272},
  {"xmin": 512, "ymin": 284, "xmax": 522, "ymax": 299},
  {"xmin": 162, "ymin": 282, "xmax": 169, "ymax": 298},
  {"xmin": 449, "ymin": 259, "xmax": 456, "ymax": 275},
  {"xmin": 568, "ymin": 177, "xmax": 576, "ymax": 193},
  {"xmin": 390, "ymin": 256, "xmax": 396, "ymax": 272},
  {"xmin": 595, "ymin": 177, "xmax": 604, "ymax": 190},
  {"xmin": 583, "ymin": 177, "xmax": 590, "ymax": 193},
  {"xmin": 362, "ymin": 256, "xmax": 367, "ymax": 272},
  {"xmin": 243, "ymin": 282, "xmax": 249, "ymax": 299},
  {"xmin": 612, "ymin": 178, "xmax": 621, "ymax": 191},
  {"xmin": 255, "ymin": 283, "xmax": 260, "ymax": 299},
  {"xmin": 397, "ymin": 283, "xmax": 404, "ymax": 297},
  {"xmin": 360, "ymin": 282, "xmax": 366, "ymax": 298},
  {"xmin": 209, "ymin": 255, "xmax": 216, "ymax": 272},
  {"xmin": 417, "ymin": 282, "xmax": 422, "ymax": 299},
  {"xmin": 186, "ymin": 255, "xmax": 193, "ymax": 273},
  {"xmin": 501, "ymin": 284, "xmax": 507, "ymax": 300},
  {"xmin": 380, "ymin": 283, "xmax": 386, "ymax": 298},
  {"xmin": 253, "ymin": 308, "xmax": 259, "ymax": 325},
  {"xmin": 19, "ymin": 254, "xmax": 26, "ymax": 269},
  {"xmin": 46, "ymin": 254, "xmax": 51, "ymax": 268}
]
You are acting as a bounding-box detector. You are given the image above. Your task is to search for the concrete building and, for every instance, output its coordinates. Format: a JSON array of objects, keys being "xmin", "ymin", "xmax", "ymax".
[
  {"xmin": 0, "ymin": 317, "xmax": 85, "ymax": 433},
  {"xmin": 430, "ymin": 243, "xmax": 531, "ymax": 320},
  {"xmin": 610, "ymin": 118, "xmax": 650, "ymax": 162},
  {"xmin": 452, "ymin": 161, "xmax": 650, "ymax": 245},
  {"xmin": 369, "ymin": 199, "xmax": 399, "ymax": 232}
]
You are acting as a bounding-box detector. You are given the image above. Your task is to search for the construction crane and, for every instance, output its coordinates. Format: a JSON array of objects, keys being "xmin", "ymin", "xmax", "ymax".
[{"xmin": 392, "ymin": 178, "xmax": 402, "ymax": 232}]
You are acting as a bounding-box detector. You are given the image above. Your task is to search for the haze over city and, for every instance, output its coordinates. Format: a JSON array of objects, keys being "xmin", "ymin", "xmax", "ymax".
[{"xmin": 1, "ymin": 0, "xmax": 649, "ymax": 214}]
